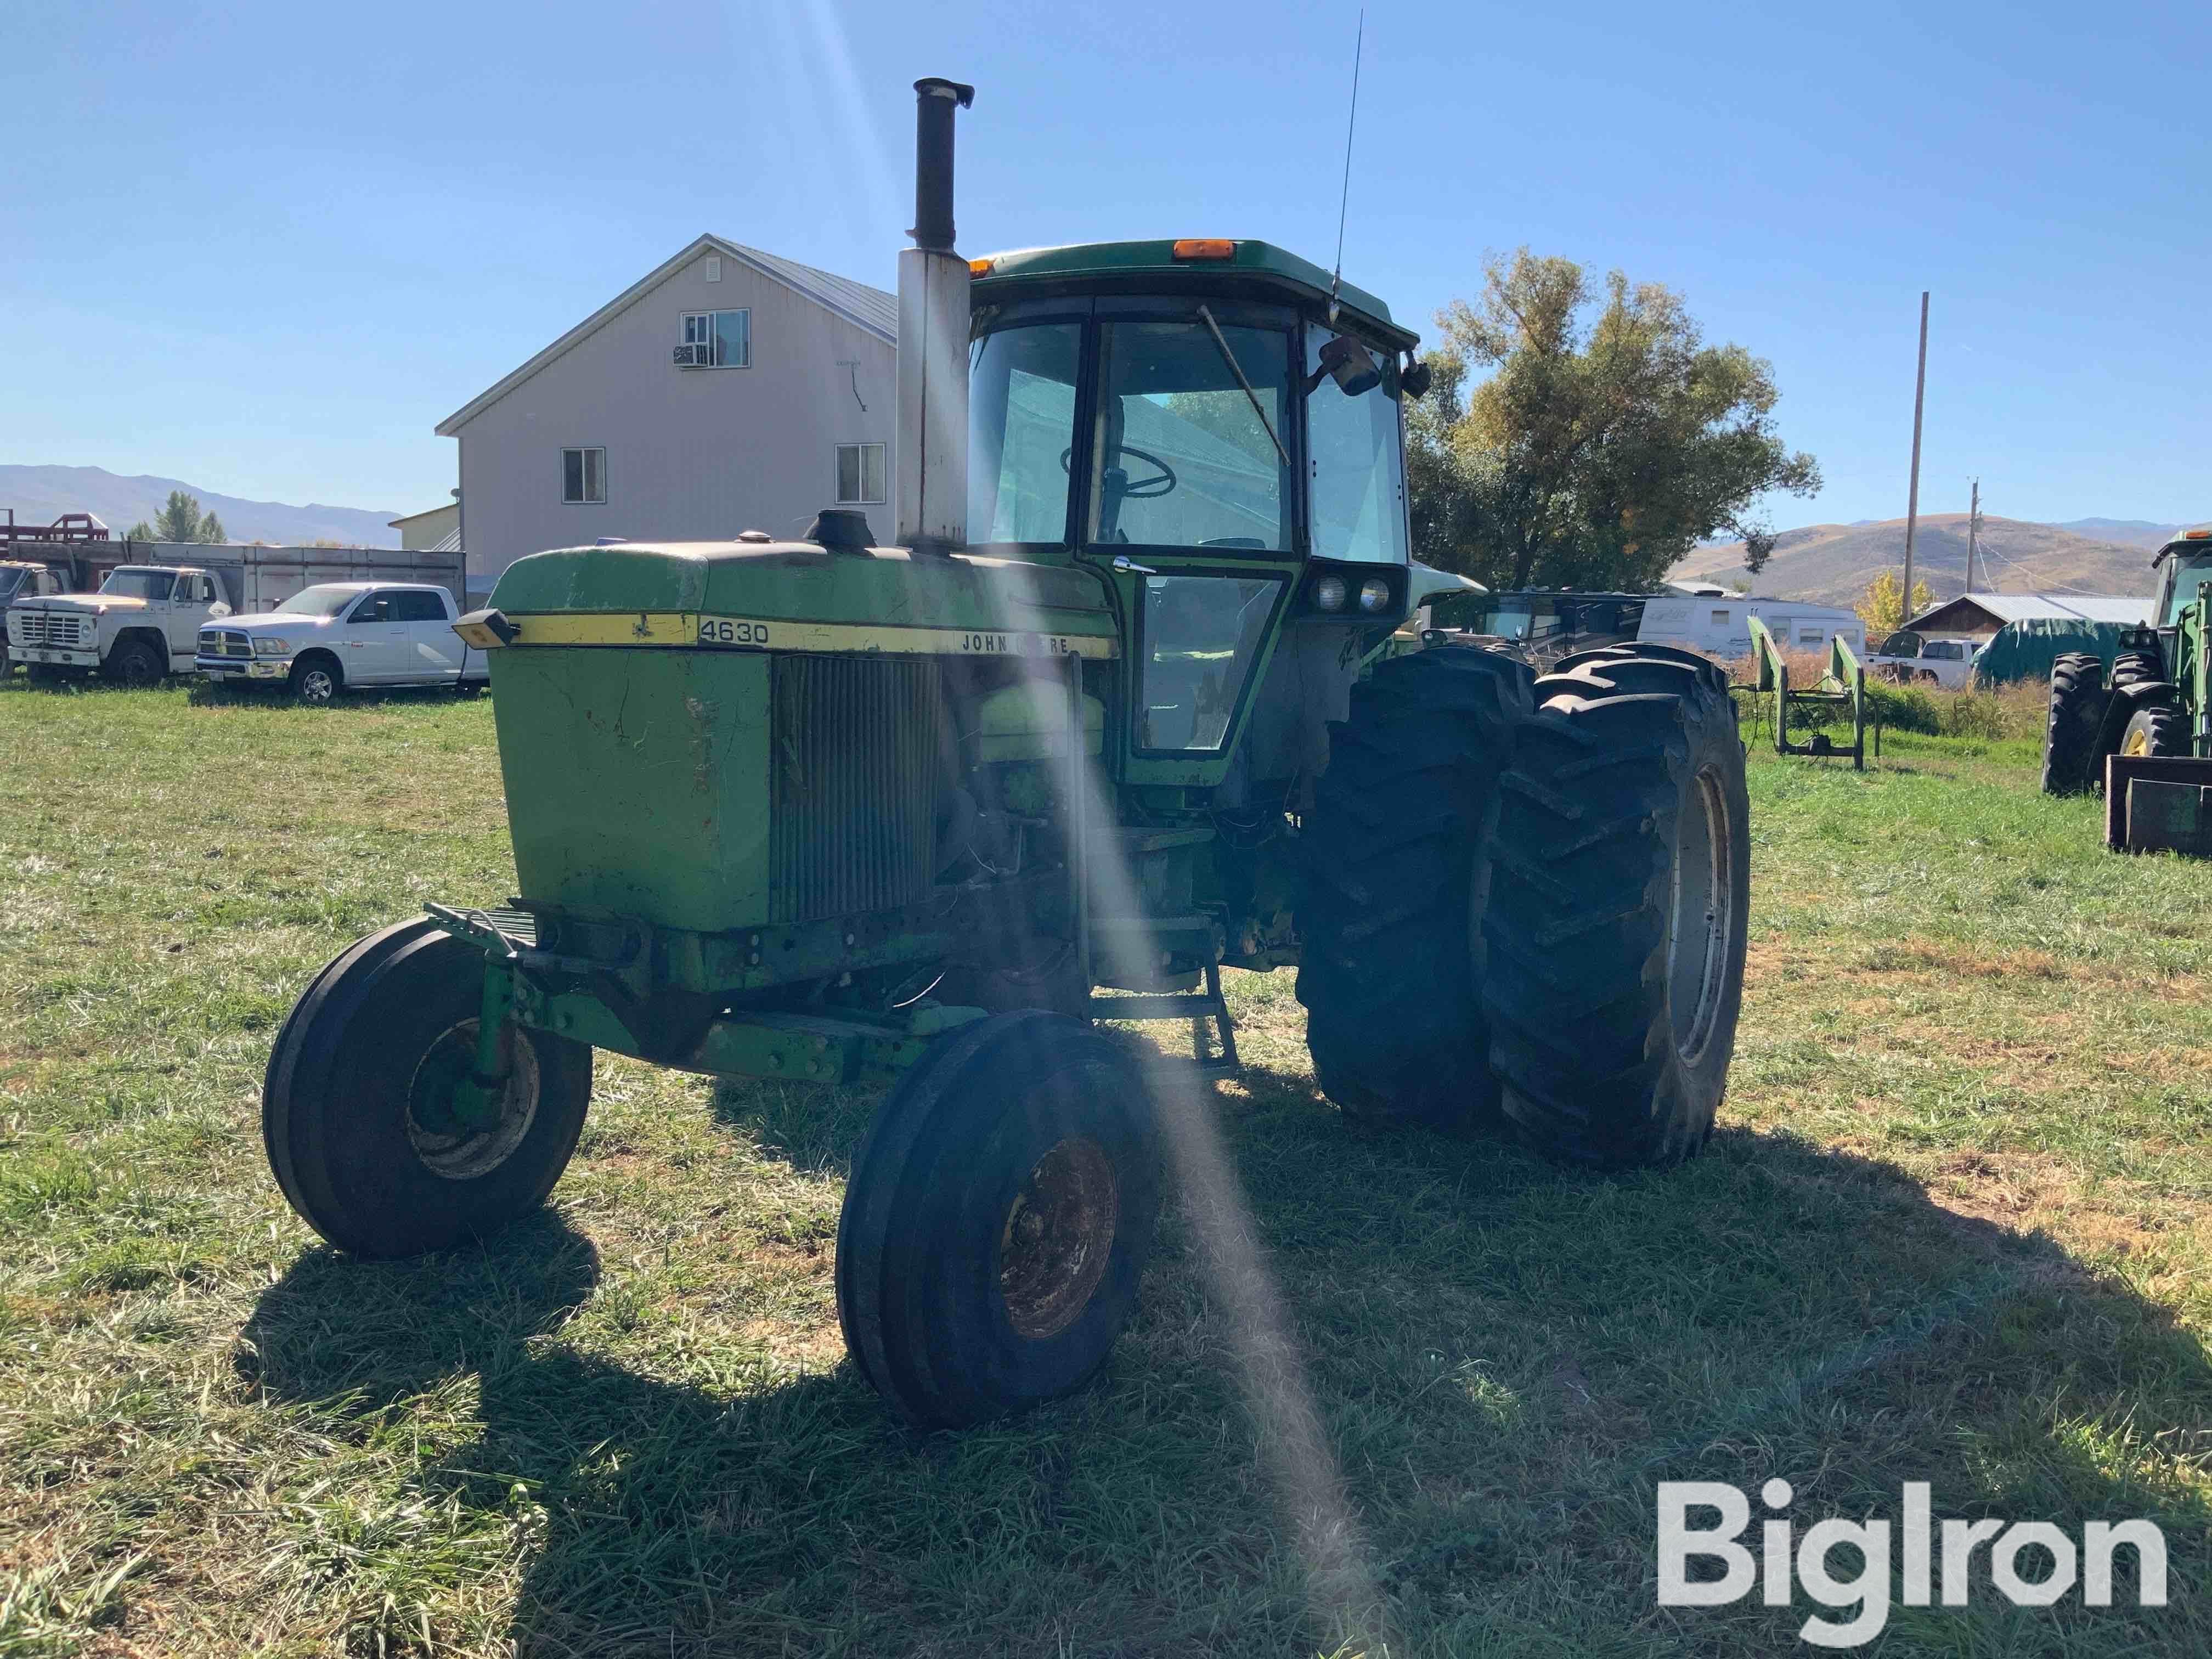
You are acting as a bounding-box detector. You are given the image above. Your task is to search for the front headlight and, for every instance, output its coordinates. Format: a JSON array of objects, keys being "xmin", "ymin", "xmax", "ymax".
[
  {"xmin": 1356, "ymin": 577, "xmax": 1391, "ymax": 613},
  {"xmin": 253, "ymin": 636, "xmax": 291, "ymax": 656},
  {"xmin": 1312, "ymin": 575, "xmax": 1348, "ymax": 612}
]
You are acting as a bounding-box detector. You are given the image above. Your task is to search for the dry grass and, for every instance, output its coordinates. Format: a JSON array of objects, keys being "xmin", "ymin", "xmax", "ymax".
[{"xmin": 3, "ymin": 676, "xmax": 2211, "ymax": 1656}]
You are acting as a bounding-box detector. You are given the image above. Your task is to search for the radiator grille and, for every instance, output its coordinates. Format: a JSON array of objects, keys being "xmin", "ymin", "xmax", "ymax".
[
  {"xmin": 200, "ymin": 629, "xmax": 252, "ymax": 658},
  {"xmin": 768, "ymin": 656, "xmax": 945, "ymax": 924},
  {"xmin": 14, "ymin": 612, "xmax": 89, "ymax": 647}
]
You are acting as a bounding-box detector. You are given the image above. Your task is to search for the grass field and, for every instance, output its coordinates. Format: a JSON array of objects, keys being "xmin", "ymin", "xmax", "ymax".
[{"xmin": 4, "ymin": 676, "xmax": 2211, "ymax": 1656}]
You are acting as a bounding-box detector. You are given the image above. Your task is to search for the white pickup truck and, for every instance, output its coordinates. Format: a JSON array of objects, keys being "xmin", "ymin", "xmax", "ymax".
[
  {"xmin": 194, "ymin": 581, "xmax": 488, "ymax": 702},
  {"xmin": 1867, "ymin": 631, "xmax": 1984, "ymax": 689},
  {"xmin": 7, "ymin": 564, "xmax": 234, "ymax": 685}
]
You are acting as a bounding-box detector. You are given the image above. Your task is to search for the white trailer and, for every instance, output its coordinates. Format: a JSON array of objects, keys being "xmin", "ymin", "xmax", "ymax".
[{"xmin": 1638, "ymin": 595, "xmax": 1864, "ymax": 661}]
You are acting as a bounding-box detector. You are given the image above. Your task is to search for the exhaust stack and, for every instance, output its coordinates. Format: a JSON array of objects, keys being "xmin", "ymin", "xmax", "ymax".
[{"xmin": 895, "ymin": 76, "xmax": 975, "ymax": 555}]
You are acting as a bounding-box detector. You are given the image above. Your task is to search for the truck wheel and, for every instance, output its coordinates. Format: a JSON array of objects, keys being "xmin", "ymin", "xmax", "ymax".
[
  {"xmin": 1481, "ymin": 652, "xmax": 1750, "ymax": 1169},
  {"xmin": 105, "ymin": 637, "xmax": 164, "ymax": 687},
  {"xmin": 2041, "ymin": 653, "xmax": 2110, "ymax": 796},
  {"xmin": 834, "ymin": 1011, "xmax": 1161, "ymax": 1428},
  {"xmin": 1296, "ymin": 647, "xmax": 1534, "ymax": 1128},
  {"xmin": 263, "ymin": 918, "xmax": 592, "ymax": 1257},
  {"xmin": 289, "ymin": 654, "xmax": 342, "ymax": 704},
  {"xmin": 2120, "ymin": 703, "xmax": 2189, "ymax": 759}
]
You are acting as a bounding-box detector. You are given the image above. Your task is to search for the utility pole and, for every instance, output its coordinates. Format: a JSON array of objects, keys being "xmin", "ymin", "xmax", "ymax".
[
  {"xmin": 1965, "ymin": 478, "xmax": 1981, "ymax": 594},
  {"xmin": 1899, "ymin": 291, "xmax": 1929, "ymax": 636}
]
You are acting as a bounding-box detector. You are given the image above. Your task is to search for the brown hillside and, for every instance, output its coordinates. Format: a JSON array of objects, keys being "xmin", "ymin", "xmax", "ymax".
[{"xmin": 1672, "ymin": 516, "xmax": 2159, "ymax": 606}]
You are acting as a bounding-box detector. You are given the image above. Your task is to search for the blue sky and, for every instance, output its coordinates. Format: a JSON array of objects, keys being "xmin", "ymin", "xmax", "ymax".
[{"xmin": 5, "ymin": 0, "xmax": 2206, "ymax": 528}]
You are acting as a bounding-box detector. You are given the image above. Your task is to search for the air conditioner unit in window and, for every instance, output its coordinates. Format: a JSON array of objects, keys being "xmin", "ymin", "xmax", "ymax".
[{"xmin": 673, "ymin": 344, "xmax": 713, "ymax": 367}]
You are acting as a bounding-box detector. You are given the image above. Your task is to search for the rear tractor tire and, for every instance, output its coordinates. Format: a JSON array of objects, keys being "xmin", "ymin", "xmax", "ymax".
[
  {"xmin": 2041, "ymin": 652, "xmax": 2110, "ymax": 796},
  {"xmin": 263, "ymin": 918, "xmax": 592, "ymax": 1257},
  {"xmin": 2108, "ymin": 648, "xmax": 2165, "ymax": 690},
  {"xmin": 835, "ymin": 1011, "xmax": 1161, "ymax": 1428},
  {"xmin": 1480, "ymin": 648, "xmax": 1751, "ymax": 1169},
  {"xmin": 1296, "ymin": 646, "xmax": 1535, "ymax": 1129}
]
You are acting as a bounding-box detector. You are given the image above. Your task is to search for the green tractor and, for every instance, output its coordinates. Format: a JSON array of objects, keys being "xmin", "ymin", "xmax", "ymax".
[
  {"xmin": 263, "ymin": 79, "xmax": 1751, "ymax": 1427},
  {"xmin": 2041, "ymin": 524, "xmax": 2212, "ymax": 798}
]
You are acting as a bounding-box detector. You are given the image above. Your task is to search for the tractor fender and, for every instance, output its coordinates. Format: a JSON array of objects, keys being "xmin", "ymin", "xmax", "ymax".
[{"xmin": 2093, "ymin": 679, "xmax": 2180, "ymax": 759}]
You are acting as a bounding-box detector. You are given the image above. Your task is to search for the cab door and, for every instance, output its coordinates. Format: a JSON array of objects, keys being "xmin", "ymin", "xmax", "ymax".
[
  {"xmin": 391, "ymin": 589, "xmax": 463, "ymax": 681},
  {"xmin": 339, "ymin": 591, "xmax": 409, "ymax": 682},
  {"xmin": 166, "ymin": 573, "xmax": 225, "ymax": 667}
]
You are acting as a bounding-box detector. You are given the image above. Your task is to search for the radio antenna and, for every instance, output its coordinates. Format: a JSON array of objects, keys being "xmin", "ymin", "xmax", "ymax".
[{"xmin": 1327, "ymin": 9, "xmax": 1365, "ymax": 324}]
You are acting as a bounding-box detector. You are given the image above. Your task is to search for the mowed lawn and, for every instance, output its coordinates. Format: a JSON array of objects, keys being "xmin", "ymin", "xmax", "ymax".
[{"xmin": 3, "ymin": 677, "xmax": 2211, "ymax": 1657}]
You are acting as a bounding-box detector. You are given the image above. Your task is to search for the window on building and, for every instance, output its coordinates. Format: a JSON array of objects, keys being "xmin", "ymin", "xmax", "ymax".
[
  {"xmin": 1799, "ymin": 628, "xmax": 1825, "ymax": 645},
  {"xmin": 681, "ymin": 309, "xmax": 751, "ymax": 368},
  {"xmin": 562, "ymin": 447, "xmax": 606, "ymax": 505},
  {"xmin": 836, "ymin": 443, "xmax": 887, "ymax": 506},
  {"xmin": 1711, "ymin": 609, "xmax": 1731, "ymax": 626}
]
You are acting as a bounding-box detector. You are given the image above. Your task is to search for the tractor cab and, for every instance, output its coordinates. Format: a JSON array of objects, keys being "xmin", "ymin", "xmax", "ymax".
[
  {"xmin": 964, "ymin": 238, "xmax": 1455, "ymax": 788},
  {"xmin": 2151, "ymin": 525, "xmax": 2212, "ymax": 628}
]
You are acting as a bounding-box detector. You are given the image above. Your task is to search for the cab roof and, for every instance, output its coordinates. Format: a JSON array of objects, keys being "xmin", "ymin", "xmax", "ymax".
[
  {"xmin": 970, "ymin": 239, "xmax": 1415, "ymax": 352},
  {"xmin": 2154, "ymin": 524, "xmax": 2212, "ymax": 561}
]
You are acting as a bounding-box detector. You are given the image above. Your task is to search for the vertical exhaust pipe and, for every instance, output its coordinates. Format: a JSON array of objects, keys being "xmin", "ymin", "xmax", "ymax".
[{"xmin": 895, "ymin": 76, "xmax": 975, "ymax": 555}]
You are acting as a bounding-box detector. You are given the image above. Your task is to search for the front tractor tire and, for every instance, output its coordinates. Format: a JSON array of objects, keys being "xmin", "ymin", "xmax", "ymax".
[
  {"xmin": 835, "ymin": 1011, "xmax": 1161, "ymax": 1429},
  {"xmin": 1480, "ymin": 649, "xmax": 1751, "ymax": 1169},
  {"xmin": 263, "ymin": 919, "xmax": 592, "ymax": 1257},
  {"xmin": 1296, "ymin": 646, "xmax": 1535, "ymax": 1128},
  {"xmin": 2120, "ymin": 702, "xmax": 2189, "ymax": 759}
]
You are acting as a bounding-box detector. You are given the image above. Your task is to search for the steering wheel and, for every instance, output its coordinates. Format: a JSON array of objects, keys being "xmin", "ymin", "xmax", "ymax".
[{"xmin": 1060, "ymin": 445, "xmax": 1177, "ymax": 498}]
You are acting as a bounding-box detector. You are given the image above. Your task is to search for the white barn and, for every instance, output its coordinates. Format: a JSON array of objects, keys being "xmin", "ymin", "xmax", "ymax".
[{"xmin": 438, "ymin": 235, "xmax": 898, "ymax": 588}]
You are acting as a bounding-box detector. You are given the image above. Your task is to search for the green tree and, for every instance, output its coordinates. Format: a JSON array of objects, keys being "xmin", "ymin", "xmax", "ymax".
[
  {"xmin": 145, "ymin": 490, "xmax": 227, "ymax": 543},
  {"xmin": 1407, "ymin": 249, "xmax": 1820, "ymax": 593},
  {"xmin": 1855, "ymin": 570, "xmax": 1934, "ymax": 640}
]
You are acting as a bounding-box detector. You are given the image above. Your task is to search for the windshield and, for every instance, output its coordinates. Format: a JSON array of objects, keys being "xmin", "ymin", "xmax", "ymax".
[
  {"xmin": 1091, "ymin": 320, "xmax": 1292, "ymax": 551},
  {"xmin": 99, "ymin": 568, "xmax": 175, "ymax": 602},
  {"xmin": 968, "ymin": 323, "xmax": 1082, "ymax": 543},
  {"xmin": 2163, "ymin": 552, "xmax": 2212, "ymax": 625},
  {"xmin": 1305, "ymin": 324, "xmax": 1408, "ymax": 564},
  {"xmin": 0, "ymin": 570, "xmax": 26, "ymax": 601},
  {"xmin": 274, "ymin": 585, "xmax": 365, "ymax": 617},
  {"xmin": 1473, "ymin": 600, "xmax": 1535, "ymax": 640}
]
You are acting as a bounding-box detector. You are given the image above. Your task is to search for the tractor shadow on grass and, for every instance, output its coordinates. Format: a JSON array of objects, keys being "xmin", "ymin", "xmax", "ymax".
[{"xmin": 240, "ymin": 1091, "xmax": 2212, "ymax": 1656}]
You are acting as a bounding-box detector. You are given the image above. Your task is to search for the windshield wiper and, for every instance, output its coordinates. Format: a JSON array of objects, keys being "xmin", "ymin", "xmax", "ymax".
[{"xmin": 1195, "ymin": 304, "xmax": 1290, "ymax": 469}]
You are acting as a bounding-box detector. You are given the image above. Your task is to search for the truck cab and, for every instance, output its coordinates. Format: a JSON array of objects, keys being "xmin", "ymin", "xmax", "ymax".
[
  {"xmin": 0, "ymin": 560, "xmax": 68, "ymax": 674},
  {"xmin": 4, "ymin": 563, "xmax": 230, "ymax": 685}
]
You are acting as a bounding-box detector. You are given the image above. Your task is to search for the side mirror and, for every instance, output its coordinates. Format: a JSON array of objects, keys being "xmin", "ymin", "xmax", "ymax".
[
  {"xmin": 1400, "ymin": 358, "xmax": 1433, "ymax": 399},
  {"xmin": 1318, "ymin": 334, "xmax": 1382, "ymax": 397}
]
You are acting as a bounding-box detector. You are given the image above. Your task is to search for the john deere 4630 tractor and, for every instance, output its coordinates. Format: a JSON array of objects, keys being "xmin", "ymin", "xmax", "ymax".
[
  {"xmin": 2042, "ymin": 523, "xmax": 2212, "ymax": 800},
  {"xmin": 264, "ymin": 80, "xmax": 1751, "ymax": 1427}
]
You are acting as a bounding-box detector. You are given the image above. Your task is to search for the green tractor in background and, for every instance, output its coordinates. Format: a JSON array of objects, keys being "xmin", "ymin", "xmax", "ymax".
[
  {"xmin": 263, "ymin": 79, "xmax": 1752, "ymax": 1427},
  {"xmin": 2042, "ymin": 524, "xmax": 2212, "ymax": 797}
]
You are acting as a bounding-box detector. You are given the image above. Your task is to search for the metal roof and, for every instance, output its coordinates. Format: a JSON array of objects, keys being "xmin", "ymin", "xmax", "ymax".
[
  {"xmin": 437, "ymin": 234, "xmax": 895, "ymax": 435},
  {"xmin": 1906, "ymin": 591, "xmax": 2150, "ymax": 628}
]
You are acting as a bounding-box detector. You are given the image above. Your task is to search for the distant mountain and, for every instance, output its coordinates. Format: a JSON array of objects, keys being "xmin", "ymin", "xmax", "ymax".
[
  {"xmin": 1673, "ymin": 515, "xmax": 2162, "ymax": 607},
  {"xmin": 2048, "ymin": 518, "xmax": 2186, "ymax": 551},
  {"xmin": 0, "ymin": 464, "xmax": 400, "ymax": 548}
]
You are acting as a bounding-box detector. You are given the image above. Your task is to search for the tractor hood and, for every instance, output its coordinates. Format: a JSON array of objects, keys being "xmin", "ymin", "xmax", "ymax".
[{"xmin": 487, "ymin": 538, "xmax": 1116, "ymax": 650}]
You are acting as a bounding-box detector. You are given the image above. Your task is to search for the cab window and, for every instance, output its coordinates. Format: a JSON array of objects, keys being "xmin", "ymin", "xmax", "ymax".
[
  {"xmin": 1304, "ymin": 323, "xmax": 1408, "ymax": 565},
  {"xmin": 968, "ymin": 322, "xmax": 1084, "ymax": 544},
  {"xmin": 1089, "ymin": 320, "xmax": 1292, "ymax": 551},
  {"xmin": 348, "ymin": 594, "xmax": 396, "ymax": 624},
  {"xmin": 2163, "ymin": 553, "xmax": 2212, "ymax": 625}
]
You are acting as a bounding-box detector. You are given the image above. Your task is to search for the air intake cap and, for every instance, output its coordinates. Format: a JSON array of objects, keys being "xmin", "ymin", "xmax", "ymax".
[{"xmin": 805, "ymin": 508, "xmax": 875, "ymax": 552}]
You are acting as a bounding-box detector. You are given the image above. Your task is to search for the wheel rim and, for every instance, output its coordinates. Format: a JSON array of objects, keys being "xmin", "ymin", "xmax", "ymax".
[
  {"xmin": 300, "ymin": 669, "xmax": 334, "ymax": 702},
  {"xmin": 997, "ymin": 1135, "xmax": 1119, "ymax": 1340},
  {"xmin": 404, "ymin": 1019, "xmax": 541, "ymax": 1181},
  {"xmin": 2122, "ymin": 725, "xmax": 2149, "ymax": 757},
  {"xmin": 1666, "ymin": 764, "xmax": 1733, "ymax": 1066}
]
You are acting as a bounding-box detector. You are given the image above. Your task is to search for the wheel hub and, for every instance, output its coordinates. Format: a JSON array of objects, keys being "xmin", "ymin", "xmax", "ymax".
[
  {"xmin": 405, "ymin": 1019, "xmax": 541, "ymax": 1181},
  {"xmin": 1665, "ymin": 764, "xmax": 1733, "ymax": 1066},
  {"xmin": 997, "ymin": 1136, "xmax": 1119, "ymax": 1340}
]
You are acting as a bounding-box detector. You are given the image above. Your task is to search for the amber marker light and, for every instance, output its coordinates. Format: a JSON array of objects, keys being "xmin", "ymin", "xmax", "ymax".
[{"xmin": 1172, "ymin": 238, "xmax": 1237, "ymax": 259}]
